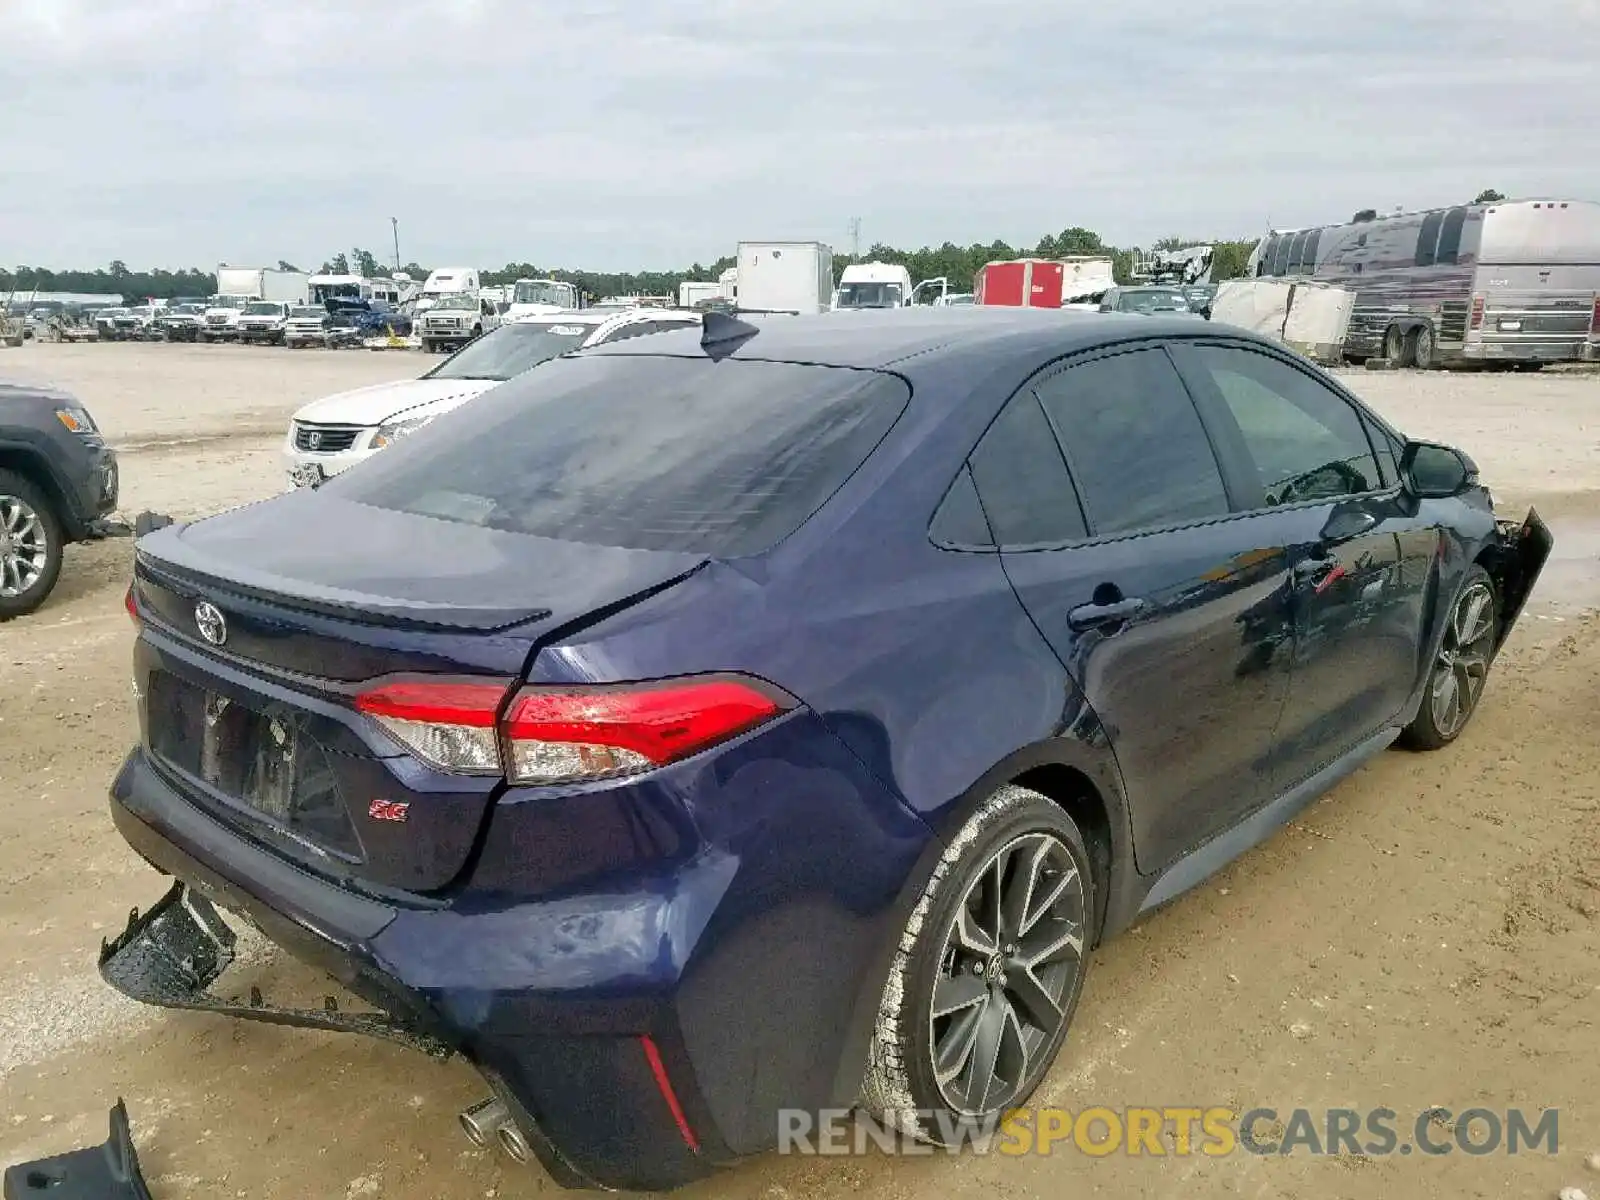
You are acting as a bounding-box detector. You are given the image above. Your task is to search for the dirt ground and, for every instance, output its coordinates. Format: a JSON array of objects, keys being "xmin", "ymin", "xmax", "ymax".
[{"xmin": 1, "ymin": 342, "xmax": 1598, "ymax": 1199}]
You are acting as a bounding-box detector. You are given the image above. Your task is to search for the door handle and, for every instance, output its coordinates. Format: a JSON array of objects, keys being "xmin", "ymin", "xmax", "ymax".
[{"xmin": 1067, "ymin": 596, "xmax": 1147, "ymax": 632}]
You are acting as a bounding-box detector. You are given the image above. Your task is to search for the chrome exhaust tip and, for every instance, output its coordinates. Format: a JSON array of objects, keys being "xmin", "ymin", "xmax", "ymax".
[
  {"xmin": 496, "ymin": 1121, "xmax": 533, "ymax": 1165},
  {"xmin": 459, "ymin": 1097, "xmax": 510, "ymax": 1149}
]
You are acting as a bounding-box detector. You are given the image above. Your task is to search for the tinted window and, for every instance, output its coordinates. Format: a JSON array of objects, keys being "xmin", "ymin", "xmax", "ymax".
[
  {"xmin": 1363, "ymin": 415, "xmax": 1400, "ymax": 488},
  {"xmin": 600, "ymin": 321, "xmax": 655, "ymax": 343},
  {"xmin": 1302, "ymin": 228, "xmax": 1323, "ymax": 273},
  {"xmin": 1269, "ymin": 235, "xmax": 1294, "ymax": 277},
  {"xmin": 1287, "ymin": 231, "xmax": 1311, "ymax": 274},
  {"xmin": 423, "ymin": 320, "xmax": 591, "ymax": 381},
  {"xmin": 1036, "ymin": 349, "xmax": 1229, "ymax": 536},
  {"xmin": 1415, "ymin": 212, "xmax": 1444, "ymax": 267},
  {"xmin": 334, "ymin": 355, "xmax": 908, "ymax": 556},
  {"xmin": 1191, "ymin": 346, "xmax": 1381, "ymax": 505},
  {"xmin": 1436, "ymin": 207, "xmax": 1467, "ymax": 265},
  {"xmin": 929, "ymin": 467, "xmax": 992, "ymax": 548},
  {"xmin": 968, "ymin": 394, "xmax": 1087, "ymax": 546}
]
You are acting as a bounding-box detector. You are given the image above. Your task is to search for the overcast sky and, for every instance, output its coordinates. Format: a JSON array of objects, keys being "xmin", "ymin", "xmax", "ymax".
[{"xmin": 4, "ymin": 0, "xmax": 1597, "ymax": 272}]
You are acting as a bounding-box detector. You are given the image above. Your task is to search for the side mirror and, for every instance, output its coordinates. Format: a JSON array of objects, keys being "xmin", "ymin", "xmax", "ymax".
[{"xmin": 1400, "ymin": 440, "xmax": 1472, "ymax": 498}]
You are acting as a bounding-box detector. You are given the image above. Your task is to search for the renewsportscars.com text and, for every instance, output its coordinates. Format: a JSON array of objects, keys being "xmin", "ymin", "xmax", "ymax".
[{"xmin": 778, "ymin": 1105, "xmax": 1559, "ymax": 1158}]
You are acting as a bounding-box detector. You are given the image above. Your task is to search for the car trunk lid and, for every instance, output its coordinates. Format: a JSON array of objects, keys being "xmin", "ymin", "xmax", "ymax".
[{"xmin": 130, "ymin": 495, "xmax": 707, "ymax": 892}]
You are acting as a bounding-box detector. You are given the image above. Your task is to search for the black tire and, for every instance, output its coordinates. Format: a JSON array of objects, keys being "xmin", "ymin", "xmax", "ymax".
[
  {"xmin": 1384, "ymin": 324, "xmax": 1412, "ymax": 367},
  {"xmin": 1411, "ymin": 324, "xmax": 1437, "ymax": 370},
  {"xmin": 0, "ymin": 469, "xmax": 65, "ymax": 620},
  {"xmin": 1400, "ymin": 564, "xmax": 1498, "ymax": 751},
  {"xmin": 471, "ymin": 324, "xmax": 483, "ymax": 340},
  {"xmin": 861, "ymin": 785, "xmax": 1095, "ymax": 1142}
]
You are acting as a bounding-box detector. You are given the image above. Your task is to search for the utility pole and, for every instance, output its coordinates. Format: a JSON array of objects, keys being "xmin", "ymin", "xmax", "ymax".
[
  {"xmin": 391, "ymin": 218, "xmax": 401, "ymax": 272},
  {"xmin": 848, "ymin": 217, "xmax": 861, "ymax": 260}
]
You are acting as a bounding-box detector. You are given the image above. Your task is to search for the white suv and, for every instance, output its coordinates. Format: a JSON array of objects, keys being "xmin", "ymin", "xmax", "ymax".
[{"xmin": 283, "ymin": 308, "xmax": 702, "ymax": 489}]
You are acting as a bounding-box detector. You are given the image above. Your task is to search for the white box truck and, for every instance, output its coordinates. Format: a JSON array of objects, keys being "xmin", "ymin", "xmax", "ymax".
[
  {"xmin": 735, "ymin": 242, "xmax": 833, "ymax": 314},
  {"xmin": 202, "ymin": 266, "xmax": 309, "ymax": 340}
]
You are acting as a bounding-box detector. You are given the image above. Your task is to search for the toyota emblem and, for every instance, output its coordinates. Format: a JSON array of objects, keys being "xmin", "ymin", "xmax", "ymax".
[
  {"xmin": 194, "ymin": 601, "xmax": 227, "ymax": 646},
  {"xmin": 307, "ymin": 431, "xmax": 322, "ymax": 450}
]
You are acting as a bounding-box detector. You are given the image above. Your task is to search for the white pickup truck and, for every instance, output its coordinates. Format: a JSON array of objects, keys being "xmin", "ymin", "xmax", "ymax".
[{"xmin": 417, "ymin": 292, "xmax": 502, "ymax": 353}]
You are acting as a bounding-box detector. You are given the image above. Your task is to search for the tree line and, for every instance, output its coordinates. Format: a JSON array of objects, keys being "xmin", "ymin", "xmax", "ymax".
[{"xmin": 0, "ymin": 191, "xmax": 1509, "ymax": 303}]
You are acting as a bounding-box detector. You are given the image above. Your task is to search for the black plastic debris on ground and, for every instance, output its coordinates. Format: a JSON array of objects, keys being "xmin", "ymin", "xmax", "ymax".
[{"xmin": 3, "ymin": 1100, "xmax": 153, "ymax": 1199}]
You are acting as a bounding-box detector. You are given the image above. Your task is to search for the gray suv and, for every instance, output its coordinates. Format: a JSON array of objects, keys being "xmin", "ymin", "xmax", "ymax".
[{"xmin": 0, "ymin": 381, "xmax": 120, "ymax": 617}]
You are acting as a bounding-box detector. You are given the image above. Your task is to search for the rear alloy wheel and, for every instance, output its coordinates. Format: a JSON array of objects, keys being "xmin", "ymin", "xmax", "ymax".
[
  {"xmin": 1411, "ymin": 324, "xmax": 1437, "ymax": 370},
  {"xmin": 1402, "ymin": 565, "xmax": 1498, "ymax": 750},
  {"xmin": 0, "ymin": 470, "xmax": 65, "ymax": 620},
  {"xmin": 862, "ymin": 785, "xmax": 1094, "ymax": 1141}
]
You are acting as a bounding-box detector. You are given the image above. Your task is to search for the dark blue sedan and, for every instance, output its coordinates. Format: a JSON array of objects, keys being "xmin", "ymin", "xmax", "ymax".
[{"xmin": 103, "ymin": 308, "xmax": 1550, "ymax": 1191}]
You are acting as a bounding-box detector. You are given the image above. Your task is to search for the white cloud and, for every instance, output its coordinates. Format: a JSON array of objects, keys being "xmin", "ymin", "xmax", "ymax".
[{"xmin": 1, "ymin": 0, "xmax": 1596, "ymax": 270}]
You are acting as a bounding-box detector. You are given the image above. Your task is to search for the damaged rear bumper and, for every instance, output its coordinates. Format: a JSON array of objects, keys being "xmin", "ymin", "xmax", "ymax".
[
  {"xmin": 104, "ymin": 749, "xmax": 723, "ymax": 1192},
  {"xmin": 98, "ymin": 882, "xmax": 451, "ymax": 1058}
]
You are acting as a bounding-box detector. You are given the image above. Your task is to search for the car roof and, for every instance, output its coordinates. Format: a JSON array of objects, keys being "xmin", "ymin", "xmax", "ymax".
[
  {"xmin": 513, "ymin": 308, "xmax": 699, "ymax": 328},
  {"xmin": 582, "ymin": 306, "xmax": 1214, "ymax": 370}
]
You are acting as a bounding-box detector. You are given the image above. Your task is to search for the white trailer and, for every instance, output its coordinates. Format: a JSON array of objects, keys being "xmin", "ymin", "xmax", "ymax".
[
  {"xmin": 214, "ymin": 266, "xmax": 309, "ymax": 304},
  {"xmin": 735, "ymin": 242, "xmax": 833, "ymax": 315},
  {"xmin": 678, "ymin": 280, "xmax": 724, "ymax": 308}
]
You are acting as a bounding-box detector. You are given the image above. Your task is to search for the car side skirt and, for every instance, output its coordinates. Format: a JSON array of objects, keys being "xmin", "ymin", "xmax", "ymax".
[{"xmin": 1127, "ymin": 724, "xmax": 1401, "ymax": 920}]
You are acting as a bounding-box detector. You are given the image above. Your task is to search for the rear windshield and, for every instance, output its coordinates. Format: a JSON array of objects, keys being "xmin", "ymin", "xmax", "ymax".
[
  {"xmin": 330, "ymin": 354, "xmax": 910, "ymax": 555},
  {"xmin": 422, "ymin": 320, "xmax": 595, "ymax": 382}
]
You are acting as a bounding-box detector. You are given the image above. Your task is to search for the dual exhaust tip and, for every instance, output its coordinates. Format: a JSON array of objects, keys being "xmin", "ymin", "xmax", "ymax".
[{"xmin": 459, "ymin": 1096, "xmax": 532, "ymax": 1165}]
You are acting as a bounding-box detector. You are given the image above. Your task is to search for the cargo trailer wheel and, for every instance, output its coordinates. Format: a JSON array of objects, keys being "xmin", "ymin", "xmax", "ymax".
[
  {"xmin": 1411, "ymin": 324, "xmax": 1437, "ymax": 370},
  {"xmin": 1383, "ymin": 324, "xmax": 1412, "ymax": 367},
  {"xmin": 862, "ymin": 784, "xmax": 1094, "ymax": 1142},
  {"xmin": 0, "ymin": 470, "xmax": 64, "ymax": 620}
]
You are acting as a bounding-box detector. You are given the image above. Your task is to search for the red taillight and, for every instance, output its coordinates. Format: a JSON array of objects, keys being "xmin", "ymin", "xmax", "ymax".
[
  {"xmin": 352, "ymin": 674, "xmax": 791, "ymax": 784},
  {"xmin": 502, "ymin": 677, "xmax": 790, "ymax": 784},
  {"xmin": 124, "ymin": 584, "xmax": 139, "ymax": 624},
  {"xmin": 1469, "ymin": 294, "xmax": 1485, "ymax": 331}
]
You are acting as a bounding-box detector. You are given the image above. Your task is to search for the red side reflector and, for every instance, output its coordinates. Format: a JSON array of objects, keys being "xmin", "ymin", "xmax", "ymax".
[
  {"xmin": 354, "ymin": 679, "xmax": 509, "ymax": 727},
  {"xmin": 1469, "ymin": 295, "xmax": 1485, "ymax": 331},
  {"xmin": 639, "ymin": 1035, "xmax": 700, "ymax": 1154}
]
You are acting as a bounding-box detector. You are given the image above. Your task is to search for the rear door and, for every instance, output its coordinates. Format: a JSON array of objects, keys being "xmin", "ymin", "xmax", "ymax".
[
  {"xmin": 1170, "ymin": 341, "xmax": 1437, "ymax": 779},
  {"xmin": 976, "ymin": 345, "xmax": 1297, "ymax": 873}
]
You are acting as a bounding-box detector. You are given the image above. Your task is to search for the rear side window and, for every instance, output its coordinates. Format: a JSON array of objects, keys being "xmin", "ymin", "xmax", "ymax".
[
  {"xmin": 1415, "ymin": 212, "xmax": 1444, "ymax": 266},
  {"xmin": 1436, "ymin": 207, "xmax": 1468, "ymax": 264},
  {"xmin": 1035, "ymin": 349, "xmax": 1229, "ymax": 536},
  {"xmin": 332, "ymin": 355, "xmax": 908, "ymax": 556},
  {"xmin": 929, "ymin": 467, "xmax": 992, "ymax": 548},
  {"xmin": 968, "ymin": 394, "xmax": 1087, "ymax": 546}
]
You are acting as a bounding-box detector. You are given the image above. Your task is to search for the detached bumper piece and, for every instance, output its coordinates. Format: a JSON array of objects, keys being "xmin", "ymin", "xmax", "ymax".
[
  {"xmin": 3, "ymin": 1101, "xmax": 151, "ymax": 1200},
  {"xmin": 98, "ymin": 882, "xmax": 450, "ymax": 1059},
  {"xmin": 1487, "ymin": 507, "xmax": 1554, "ymax": 641}
]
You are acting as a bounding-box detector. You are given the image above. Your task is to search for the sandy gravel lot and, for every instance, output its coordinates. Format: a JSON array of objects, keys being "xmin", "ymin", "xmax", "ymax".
[{"xmin": 1, "ymin": 342, "xmax": 1598, "ymax": 1199}]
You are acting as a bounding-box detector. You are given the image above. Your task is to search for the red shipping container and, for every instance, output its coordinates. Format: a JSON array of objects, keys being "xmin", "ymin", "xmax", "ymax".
[{"xmin": 974, "ymin": 259, "xmax": 1067, "ymax": 308}]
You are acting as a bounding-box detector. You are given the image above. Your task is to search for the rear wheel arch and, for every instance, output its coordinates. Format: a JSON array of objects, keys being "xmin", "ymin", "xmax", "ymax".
[{"xmin": 927, "ymin": 740, "xmax": 1130, "ymax": 948}]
